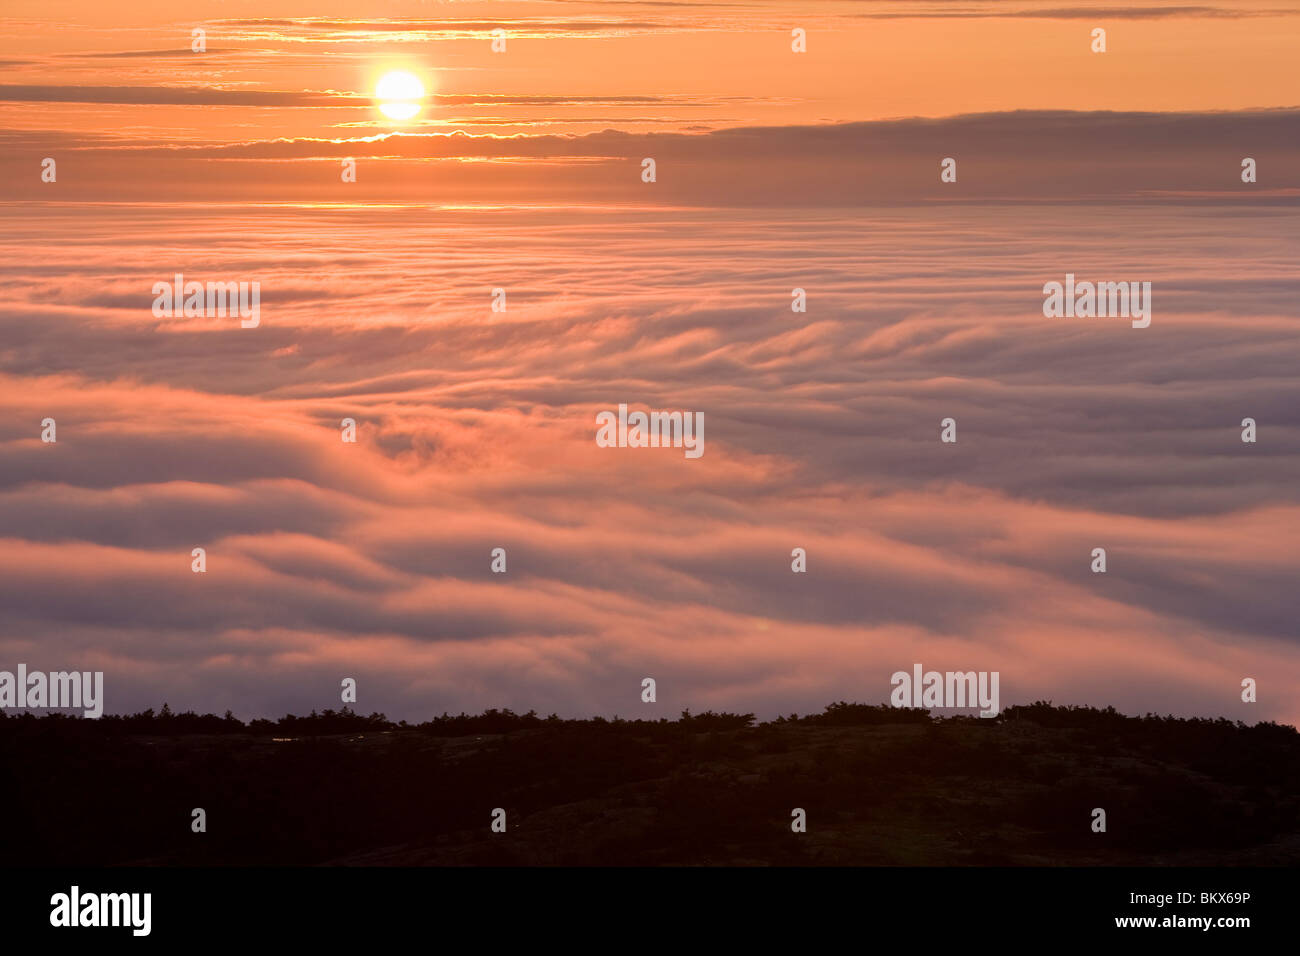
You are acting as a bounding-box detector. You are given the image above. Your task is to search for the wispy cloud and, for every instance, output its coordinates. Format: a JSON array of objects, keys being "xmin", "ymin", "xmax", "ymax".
[{"xmin": 4, "ymin": 110, "xmax": 1296, "ymax": 205}]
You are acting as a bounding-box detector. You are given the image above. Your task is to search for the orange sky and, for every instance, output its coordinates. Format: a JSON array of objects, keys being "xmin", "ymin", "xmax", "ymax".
[{"xmin": 3, "ymin": 0, "xmax": 1300, "ymax": 144}]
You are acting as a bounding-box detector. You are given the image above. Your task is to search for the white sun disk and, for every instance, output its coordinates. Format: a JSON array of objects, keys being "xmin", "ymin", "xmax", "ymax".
[{"xmin": 376, "ymin": 71, "xmax": 424, "ymax": 120}]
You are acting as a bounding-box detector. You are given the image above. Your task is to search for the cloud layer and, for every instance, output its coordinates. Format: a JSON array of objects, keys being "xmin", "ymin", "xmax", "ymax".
[{"xmin": 1, "ymin": 203, "xmax": 1296, "ymax": 723}]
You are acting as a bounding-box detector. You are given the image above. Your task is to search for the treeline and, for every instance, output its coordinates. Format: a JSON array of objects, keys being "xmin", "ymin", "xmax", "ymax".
[
  {"xmin": 0, "ymin": 699, "xmax": 1291, "ymax": 740},
  {"xmin": 0, "ymin": 703, "xmax": 758, "ymax": 737}
]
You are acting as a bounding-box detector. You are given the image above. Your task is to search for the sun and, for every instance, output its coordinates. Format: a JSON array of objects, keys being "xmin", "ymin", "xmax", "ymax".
[{"xmin": 375, "ymin": 71, "xmax": 424, "ymax": 121}]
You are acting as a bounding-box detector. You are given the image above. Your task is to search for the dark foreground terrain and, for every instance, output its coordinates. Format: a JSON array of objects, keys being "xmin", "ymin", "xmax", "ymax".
[{"xmin": 1, "ymin": 702, "xmax": 1295, "ymax": 866}]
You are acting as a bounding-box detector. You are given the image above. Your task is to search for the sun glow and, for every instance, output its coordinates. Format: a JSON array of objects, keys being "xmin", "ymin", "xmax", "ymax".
[{"xmin": 375, "ymin": 71, "xmax": 424, "ymax": 121}]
